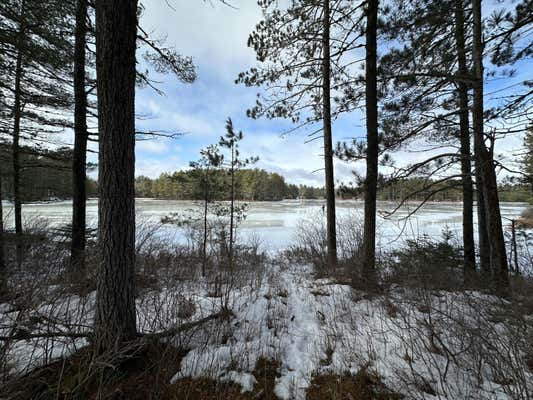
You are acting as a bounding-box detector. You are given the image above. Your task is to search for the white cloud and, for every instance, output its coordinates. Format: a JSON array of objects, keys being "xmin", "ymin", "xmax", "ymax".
[
  {"xmin": 170, "ymin": 112, "xmax": 218, "ymax": 137},
  {"xmin": 131, "ymin": 0, "xmax": 528, "ymax": 185},
  {"xmin": 136, "ymin": 156, "xmax": 187, "ymax": 178},
  {"xmin": 137, "ymin": 140, "xmax": 170, "ymax": 154},
  {"xmin": 140, "ymin": 0, "xmax": 261, "ymax": 78}
]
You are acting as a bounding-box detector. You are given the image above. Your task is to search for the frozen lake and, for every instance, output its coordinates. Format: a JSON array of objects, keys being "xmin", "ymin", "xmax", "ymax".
[{"xmin": 1, "ymin": 198, "xmax": 529, "ymax": 251}]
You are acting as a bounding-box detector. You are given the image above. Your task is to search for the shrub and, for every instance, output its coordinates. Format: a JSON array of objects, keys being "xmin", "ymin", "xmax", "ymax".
[{"xmin": 383, "ymin": 230, "xmax": 464, "ymax": 290}]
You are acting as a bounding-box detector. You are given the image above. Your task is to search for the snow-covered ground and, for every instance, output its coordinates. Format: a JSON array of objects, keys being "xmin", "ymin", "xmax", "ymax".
[
  {"xmin": 3, "ymin": 263, "xmax": 531, "ymax": 399},
  {"xmin": 170, "ymin": 265, "xmax": 533, "ymax": 399}
]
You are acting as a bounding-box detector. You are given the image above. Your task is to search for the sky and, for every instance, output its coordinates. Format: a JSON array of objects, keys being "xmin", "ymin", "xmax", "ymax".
[{"xmin": 125, "ymin": 0, "xmax": 530, "ymax": 187}]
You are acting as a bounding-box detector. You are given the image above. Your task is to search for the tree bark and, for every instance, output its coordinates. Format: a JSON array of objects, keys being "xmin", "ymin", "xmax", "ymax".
[
  {"xmin": 360, "ymin": 0, "xmax": 379, "ymax": 287},
  {"xmin": 71, "ymin": 0, "xmax": 89, "ymax": 270},
  {"xmin": 94, "ymin": 0, "xmax": 138, "ymax": 351},
  {"xmin": 454, "ymin": 0, "xmax": 476, "ymax": 275},
  {"xmin": 475, "ymin": 168, "xmax": 490, "ymax": 273},
  {"xmin": 229, "ymin": 145, "xmax": 235, "ymax": 269},
  {"xmin": 12, "ymin": 42, "xmax": 23, "ymax": 267},
  {"xmin": 511, "ymin": 219, "xmax": 518, "ymax": 275},
  {"xmin": 322, "ymin": 0, "xmax": 338, "ymax": 269},
  {"xmin": 202, "ymin": 168, "xmax": 209, "ymax": 277},
  {"xmin": 471, "ymin": 0, "xmax": 509, "ymax": 289},
  {"xmin": 0, "ymin": 165, "xmax": 5, "ymax": 291}
]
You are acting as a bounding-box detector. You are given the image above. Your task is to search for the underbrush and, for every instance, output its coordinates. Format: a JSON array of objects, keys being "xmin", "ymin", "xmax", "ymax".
[
  {"xmin": 286, "ymin": 218, "xmax": 533, "ymax": 399},
  {"xmin": 284, "ymin": 211, "xmax": 364, "ymax": 281},
  {"xmin": 0, "ymin": 216, "xmax": 269, "ymax": 395},
  {"xmin": 306, "ymin": 367, "xmax": 402, "ymax": 400},
  {"xmin": 2, "ymin": 339, "xmax": 186, "ymax": 400},
  {"xmin": 382, "ymin": 232, "xmax": 465, "ymax": 290},
  {"xmin": 1, "ymin": 215, "xmax": 532, "ymax": 399},
  {"xmin": 518, "ymin": 207, "xmax": 533, "ymax": 228}
]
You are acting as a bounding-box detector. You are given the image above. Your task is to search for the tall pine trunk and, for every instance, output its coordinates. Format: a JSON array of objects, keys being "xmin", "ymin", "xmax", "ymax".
[
  {"xmin": 475, "ymin": 175, "xmax": 490, "ymax": 273},
  {"xmin": 471, "ymin": 0, "xmax": 509, "ymax": 289},
  {"xmin": 202, "ymin": 169, "xmax": 209, "ymax": 277},
  {"xmin": 228, "ymin": 145, "xmax": 235, "ymax": 269},
  {"xmin": 71, "ymin": 0, "xmax": 88, "ymax": 270},
  {"xmin": 322, "ymin": 0, "xmax": 337, "ymax": 269},
  {"xmin": 12, "ymin": 42, "xmax": 23, "ymax": 267},
  {"xmin": 454, "ymin": 0, "xmax": 476, "ymax": 275},
  {"xmin": 361, "ymin": 0, "xmax": 379, "ymax": 287},
  {"xmin": 94, "ymin": 0, "xmax": 138, "ymax": 351},
  {"xmin": 0, "ymin": 165, "xmax": 5, "ymax": 291}
]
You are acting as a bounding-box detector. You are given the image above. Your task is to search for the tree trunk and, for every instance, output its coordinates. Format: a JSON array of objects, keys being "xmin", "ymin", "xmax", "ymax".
[
  {"xmin": 511, "ymin": 219, "xmax": 519, "ymax": 275},
  {"xmin": 360, "ymin": 0, "xmax": 379, "ymax": 287},
  {"xmin": 475, "ymin": 166, "xmax": 490, "ymax": 273},
  {"xmin": 454, "ymin": 0, "xmax": 476, "ymax": 275},
  {"xmin": 322, "ymin": 0, "xmax": 337, "ymax": 269},
  {"xmin": 71, "ymin": 0, "xmax": 89, "ymax": 270},
  {"xmin": 94, "ymin": 0, "xmax": 138, "ymax": 351},
  {"xmin": 202, "ymin": 168, "xmax": 209, "ymax": 277},
  {"xmin": 229, "ymin": 146, "xmax": 235, "ymax": 269},
  {"xmin": 472, "ymin": 0, "xmax": 509, "ymax": 289},
  {"xmin": 12, "ymin": 42, "xmax": 23, "ymax": 267},
  {"xmin": 0, "ymin": 165, "xmax": 5, "ymax": 291}
]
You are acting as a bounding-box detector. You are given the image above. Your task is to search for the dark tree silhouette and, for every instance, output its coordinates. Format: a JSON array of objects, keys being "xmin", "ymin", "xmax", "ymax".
[
  {"xmin": 472, "ymin": 0, "xmax": 509, "ymax": 289},
  {"xmin": 362, "ymin": 0, "xmax": 379, "ymax": 287},
  {"xmin": 71, "ymin": 0, "xmax": 89, "ymax": 271},
  {"xmin": 94, "ymin": 0, "xmax": 138, "ymax": 350},
  {"xmin": 454, "ymin": 0, "xmax": 476, "ymax": 275}
]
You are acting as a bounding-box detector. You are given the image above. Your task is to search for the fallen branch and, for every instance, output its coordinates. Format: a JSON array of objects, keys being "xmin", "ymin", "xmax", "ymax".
[
  {"xmin": 143, "ymin": 309, "xmax": 233, "ymax": 339},
  {"xmin": 0, "ymin": 309, "xmax": 233, "ymax": 342},
  {"xmin": 0, "ymin": 330, "xmax": 91, "ymax": 341}
]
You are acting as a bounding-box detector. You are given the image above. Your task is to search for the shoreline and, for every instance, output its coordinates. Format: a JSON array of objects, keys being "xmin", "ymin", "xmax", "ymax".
[{"xmin": 1, "ymin": 198, "xmax": 531, "ymax": 207}]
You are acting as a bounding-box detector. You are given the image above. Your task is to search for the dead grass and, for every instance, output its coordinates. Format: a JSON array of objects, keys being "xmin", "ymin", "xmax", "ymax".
[
  {"xmin": 165, "ymin": 357, "xmax": 281, "ymax": 400},
  {"xmin": 2, "ymin": 347, "xmax": 284, "ymax": 400},
  {"xmin": 517, "ymin": 218, "xmax": 533, "ymax": 229},
  {"xmin": 517, "ymin": 208, "xmax": 533, "ymax": 228},
  {"xmin": 2, "ymin": 340, "xmax": 187, "ymax": 400},
  {"xmin": 164, "ymin": 378, "xmax": 252, "ymax": 400},
  {"xmin": 1, "ymin": 348, "xmax": 406, "ymax": 400},
  {"xmin": 306, "ymin": 366, "xmax": 402, "ymax": 400}
]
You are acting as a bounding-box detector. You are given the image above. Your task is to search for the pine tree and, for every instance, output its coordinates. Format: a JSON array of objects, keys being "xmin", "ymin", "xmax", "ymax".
[
  {"xmin": 0, "ymin": 160, "xmax": 5, "ymax": 291},
  {"xmin": 321, "ymin": 0, "xmax": 337, "ymax": 268},
  {"xmin": 523, "ymin": 126, "xmax": 533, "ymax": 191},
  {"xmin": 71, "ymin": 0, "xmax": 89, "ymax": 271},
  {"xmin": 362, "ymin": 0, "xmax": 379, "ymax": 287},
  {"xmin": 472, "ymin": 0, "xmax": 509, "ymax": 289},
  {"xmin": 377, "ymin": 0, "xmax": 480, "ymax": 275},
  {"xmin": 190, "ymin": 145, "xmax": 224, "ymax": 276},
  {"xmin": 238, "ymin": 0, "xmax": 365, "ymax": 269},
  {"xmin": 0, "ymin": 0, "xmax": 74, "ymax": 265},
  {"xmin": 69, "ymin": 1, "xmax": 197, "ymax": 271},
  {"xmin": 454, "ymin": 0, "xmax": 476, "ymax": 274},
  {"xmin": 476, "ymin": 0, "xmax": 532, "ymax": 276},
  {"xmin": 93, "ymin": 0, "xmax": 138, "ymax": 351},
  {"xmin": 219, "ymin": 118, "xmax": 258, "ymax": 269}
]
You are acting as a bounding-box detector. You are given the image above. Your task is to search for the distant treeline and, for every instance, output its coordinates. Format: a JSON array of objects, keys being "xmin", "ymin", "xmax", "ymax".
[
  {"xmin": 376, "ymin": 178, "xmax": 531, "ymax": 203},
  {"xmin": 135, "ymin": 169, "xmax": 325, "ymax": 201},
  {"xmin": 0, "ymin": 145, "xmax": 529, "ymax": 204},
  {"xmin": 0, "ymin": 144, "xmax": 97, "ymax": 202},
  {"xmin": 497, "ymin": 184, "xmax": 532, "ymax": 203},
  {"xmin": 136, "ymin": 171, "xmax": 531, "ymax": 203}
]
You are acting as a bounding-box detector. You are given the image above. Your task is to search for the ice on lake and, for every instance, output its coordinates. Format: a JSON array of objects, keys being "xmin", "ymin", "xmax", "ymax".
[{"xmin": 1, "ymin": 198, "xmax": 529, "ymax": 251}]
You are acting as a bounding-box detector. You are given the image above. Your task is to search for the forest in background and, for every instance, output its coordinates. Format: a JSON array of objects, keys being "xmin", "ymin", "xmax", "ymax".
[
  {"xmin": 0, "ymin": 140, "xmax": 530, "ymax": 203},
  {"xmin": 1, "ymin": 158, "xmax": 530, "ymax": 203},
  {"xmin": 0, "ymin": 0, "xmax": 532, "ymax": 398}
]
